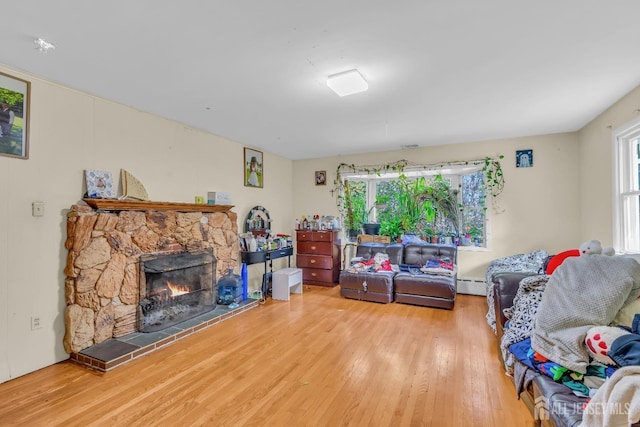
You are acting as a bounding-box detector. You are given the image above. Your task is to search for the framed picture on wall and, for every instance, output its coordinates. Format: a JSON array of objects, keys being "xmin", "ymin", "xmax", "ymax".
[
  {"xmin": 0, "ymin": 71, "xmax": 30, "ymax": 159},
  {"xmin": 315, "ymin": 170, "xmax": 326, "ymax": 186},
  {"xmin": 244, "ymin": 147, "xmax": 263, "ymax": 188},
  {"xmin": 516, "ymin": 149, "xmax": 533, "ymax": 168}
]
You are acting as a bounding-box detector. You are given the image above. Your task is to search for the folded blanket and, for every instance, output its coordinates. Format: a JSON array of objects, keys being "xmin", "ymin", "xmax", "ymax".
[
  {"xmin": 531, "ymin": 255, "xmax": 640, "ymax": 374},
  {"xmin": 420, "ymin": 266, "xmax": 457, "ymax": 276},
  {"xmin": 580, "ymin": 365, "xmax": 640, "ymax": 427}
]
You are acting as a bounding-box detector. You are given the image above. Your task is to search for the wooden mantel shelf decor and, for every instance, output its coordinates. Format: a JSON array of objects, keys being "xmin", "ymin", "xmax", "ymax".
[{"xmin": 83, "ymin": 198, "xmax": 234, "ymax": 213}]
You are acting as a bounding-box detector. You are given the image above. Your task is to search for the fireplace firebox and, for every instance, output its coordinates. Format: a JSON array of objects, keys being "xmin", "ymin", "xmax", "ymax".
[{"xmin": 138, "ymin": 249, "xmax": 216, "ymax": 332}]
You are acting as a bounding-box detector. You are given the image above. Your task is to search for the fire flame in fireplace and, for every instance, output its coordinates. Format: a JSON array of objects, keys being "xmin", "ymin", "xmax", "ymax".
[{"xmin": 166, "ymin": 280, "xmax": 190, "ymax": 297}]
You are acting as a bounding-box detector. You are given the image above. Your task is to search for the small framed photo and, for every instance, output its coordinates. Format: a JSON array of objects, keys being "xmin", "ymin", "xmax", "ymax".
[
  {"xmin": 244, "ymin": 147, "xmax": 263, "ymax": 188},
  {"xmin": 315, "ymin": 170, "xmax": 327, "ymax": 186},
  {"xmin": 0, "ymin": 71, "xmax": 30, "ymax": 159},
  {"xmin": 516, "ymin": 149, "xmax": 533, "ymax": 168}
]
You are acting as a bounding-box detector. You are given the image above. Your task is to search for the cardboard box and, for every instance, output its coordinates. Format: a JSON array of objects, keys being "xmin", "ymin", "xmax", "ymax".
[
  {"xmin": 357, "ymin": 234, "xmax": 391, "ymax": 244},
  {"xmin": 207, "ymin": 192, "xmax": 232, "ymax": 205}
]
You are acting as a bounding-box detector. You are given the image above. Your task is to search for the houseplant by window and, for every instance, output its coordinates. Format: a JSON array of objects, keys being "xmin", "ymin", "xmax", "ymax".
[
  {"xmin": 379, "ymin": 215, "xmax": 403, "ymax": 242},
  {"xmin": 343, "ymin": 180, "xmax": 367, "ymax": 240},
  {"xmin": 396, "ymin": 175, "xmax": 435, "ymax": 237},
  {"xmin": 362, "ymin": 196, "xmax": 388, "ymax": 235},
  {"xmin": 333, "ymin": 156, "xmax": 504, "ymax": 245}
]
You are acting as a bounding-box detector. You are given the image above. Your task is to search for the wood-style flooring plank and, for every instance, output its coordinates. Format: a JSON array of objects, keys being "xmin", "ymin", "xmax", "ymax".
[{"xmin": 0, "ymin": 286, "xmax": 534, "ymax": 427}]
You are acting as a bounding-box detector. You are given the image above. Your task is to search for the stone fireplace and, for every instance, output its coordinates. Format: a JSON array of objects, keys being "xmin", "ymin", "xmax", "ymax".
[{"xmin": 64, "ymin": 201, "xmax": 238, "ymax": 355}]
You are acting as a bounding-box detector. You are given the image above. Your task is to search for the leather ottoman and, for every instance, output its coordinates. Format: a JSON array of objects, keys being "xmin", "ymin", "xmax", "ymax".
[
  {"xmin": 394, "ymin": 243, "xmax": 457, "ymax": 309},
  {"xmin": 339, "ymin": 243, "xmax": 403, "ymax": 304}
]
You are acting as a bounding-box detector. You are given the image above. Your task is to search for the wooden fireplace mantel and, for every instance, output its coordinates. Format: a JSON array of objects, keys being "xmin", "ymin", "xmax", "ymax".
[{"xmin": 83, "ymin": 198, "xmax": 234, "ymax": 213}]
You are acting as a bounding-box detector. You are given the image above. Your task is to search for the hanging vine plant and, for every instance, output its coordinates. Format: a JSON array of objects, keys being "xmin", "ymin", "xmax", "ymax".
[
  {"xmin": 333, "ymin": 160, "xmax": 409, "ymax": 229},
  {"xmin": 333, "ymin": 155, "xmax": 505, "ymax": 229},
  {"xmin": 482, "ymin": 155, "xmax": 505, "ymax": 200}
]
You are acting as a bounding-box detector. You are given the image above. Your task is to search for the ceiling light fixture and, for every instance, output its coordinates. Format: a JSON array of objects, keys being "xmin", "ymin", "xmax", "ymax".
[
  {"xmin": 327, "ymin": 69, "xmax": 368, "ymax": 97},
  {"xmin": 34, "ymin": 37, "xmax": 56, "ymax": 53}
]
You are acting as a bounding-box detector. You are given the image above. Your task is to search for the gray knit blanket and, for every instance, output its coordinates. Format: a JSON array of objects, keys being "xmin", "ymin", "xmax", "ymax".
[{"xmin": 531, "ymin": 255, "xmax": 640, "ymax": 374}]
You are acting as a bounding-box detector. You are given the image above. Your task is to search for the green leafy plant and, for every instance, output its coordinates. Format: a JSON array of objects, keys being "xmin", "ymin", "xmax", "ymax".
[
  {"xmin": 365, "ymin": 195, "xmax": 389, "ymax": 224},
  {"xmin": 468, "ymin": 226, "xmax": 483, "ymax": 237},
  {"xmin": 334, "ymin": 161, "xmax": 407, "ymax": 233},
  {"xmin": 333, "ymin": 156, "xmax": 505, "ymax": 240},
  {"xmin": 482, "ymin": 155, "xmax": 505, "ymax": 200},
  {"xmin": 342, "ymin": 180, "xmax": 367, "ymax": 235},
  {"xmin": 414, "ymin": 174, "xmax": 460, "ymax": 236},
  {"xmin": 378, "ymin": 215, "xmax": 403, "ymax": 241},
  {"xmin": 396, "ymin": 175, "xmax": 435, "ymax": 235}
]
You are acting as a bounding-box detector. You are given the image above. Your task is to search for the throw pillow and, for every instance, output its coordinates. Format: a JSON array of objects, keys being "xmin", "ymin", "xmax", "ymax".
[
  {"xmin": 612, "ymin": 296, "xmax": 640, "ymax": 327},
  {"xmin": 545, "ymin": 249, "xmax": 580, "ymax": 274}
]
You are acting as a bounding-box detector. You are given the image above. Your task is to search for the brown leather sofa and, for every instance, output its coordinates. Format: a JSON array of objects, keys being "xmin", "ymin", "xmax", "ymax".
[
  {"xmin": 491, "ymin": 272, "xmax": 640, "ymax": 427},
  {"xmin": 339, "ymin": 242, "xmax": 457, "ymax": 309}
]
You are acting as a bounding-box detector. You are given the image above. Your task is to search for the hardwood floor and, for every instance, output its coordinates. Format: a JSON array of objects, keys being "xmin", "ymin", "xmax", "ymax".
[{"xmin": 0, "ymin": 286, "xmax": 535, "ymax": 427}]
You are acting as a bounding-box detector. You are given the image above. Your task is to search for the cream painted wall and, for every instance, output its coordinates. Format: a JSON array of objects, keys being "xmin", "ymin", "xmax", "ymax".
[
  {"xmin": 0, "ymin": 65, "xmax": 294, "ymax": 383},
  {"xmin": 578, "ymin": 84, "xmax": 640, "ymax": 246},
  {"xmin": 294, "ymin": 132, "xmax": 581, "ymax": 279},
  {"xmin": 2, "ymin": 57, "xmax": 638, "ymax": 385}
]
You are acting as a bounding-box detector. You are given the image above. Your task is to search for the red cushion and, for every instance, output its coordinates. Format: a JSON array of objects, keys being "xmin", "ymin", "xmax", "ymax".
[{"xmin": 546, "ymin": 249, "xmax": 580, "ymax": 274}]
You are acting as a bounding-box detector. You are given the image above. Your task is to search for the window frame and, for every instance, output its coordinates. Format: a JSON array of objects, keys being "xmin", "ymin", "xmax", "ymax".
[
  {"xmin": 340, "ymin": 164, "xmax": 491, "ymax": 250},
  {"xmin": 613, "ymin": 117, "xmax": 640, "ymax": 253}
]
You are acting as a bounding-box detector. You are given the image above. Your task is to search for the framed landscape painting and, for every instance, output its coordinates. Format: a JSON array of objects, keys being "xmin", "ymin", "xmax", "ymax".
[
  {"xmin": 0, "ymin": 71, "xmax": 30, "ymax": 159},
  {"xmin": 244, "ymin": 147, "xmax": 263, "ymax": 188}
]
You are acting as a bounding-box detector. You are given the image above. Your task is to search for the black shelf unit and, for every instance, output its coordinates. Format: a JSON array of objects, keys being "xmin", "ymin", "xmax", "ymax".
[{"xmin": 241, "ymin": 247, "xmax": 293, "ymax": 297}]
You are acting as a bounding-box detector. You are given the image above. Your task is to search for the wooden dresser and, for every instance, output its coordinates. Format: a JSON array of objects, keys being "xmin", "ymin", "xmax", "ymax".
[{"xmin": 296, "ymin": 230, "xmax": 341, "ymax": 287}]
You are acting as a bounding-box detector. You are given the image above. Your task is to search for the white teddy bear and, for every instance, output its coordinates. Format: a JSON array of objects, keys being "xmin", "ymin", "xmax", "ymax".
[{"xmin": 579, "ymin": 239, "xmax": 615, "ymax": 256}]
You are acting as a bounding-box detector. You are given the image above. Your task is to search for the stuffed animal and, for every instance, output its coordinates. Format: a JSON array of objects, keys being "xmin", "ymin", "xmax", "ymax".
[
  {"xmin": 579, "ymin": 239, "xmax": 615, "ymax": 256},
  {"xmin": 584, "ymin": 326, "xmax": 630, "ymax": 365}
]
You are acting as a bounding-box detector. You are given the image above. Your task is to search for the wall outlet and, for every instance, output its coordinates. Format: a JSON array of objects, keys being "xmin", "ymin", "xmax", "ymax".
[{"xmin": 31, "ymin": 316, "xmax": 42, "ymax": 330}]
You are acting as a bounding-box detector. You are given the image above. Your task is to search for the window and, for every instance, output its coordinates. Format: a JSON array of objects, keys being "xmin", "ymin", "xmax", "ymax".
[
  {"xmin": 341, "ymin": 165, "xmax": 488, "ymax": 247},
  {"xmin": 613, "ymin": 118, "xmax": 640, "ymax": 253}
]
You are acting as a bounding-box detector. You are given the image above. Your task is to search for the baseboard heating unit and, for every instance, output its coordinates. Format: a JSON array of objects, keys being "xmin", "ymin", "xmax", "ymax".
[{"xmin": 457, "ymin": 277, "xmax": 486, "ymax": 296}]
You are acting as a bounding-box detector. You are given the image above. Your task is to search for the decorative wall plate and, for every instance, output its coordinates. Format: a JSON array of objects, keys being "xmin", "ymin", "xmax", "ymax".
[
  {"xmin": 120, "ymin": 169, "xmax": 149, "ymax": 201},
  {"xmin": 85, "ymin": 169, "xmax": 115, "ymax": 199}
]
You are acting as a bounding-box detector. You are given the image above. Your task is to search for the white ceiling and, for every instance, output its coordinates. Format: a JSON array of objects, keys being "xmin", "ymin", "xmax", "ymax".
[{"xmin": 3, "ymin": 1, "xmax": 640, "ymax": 160}]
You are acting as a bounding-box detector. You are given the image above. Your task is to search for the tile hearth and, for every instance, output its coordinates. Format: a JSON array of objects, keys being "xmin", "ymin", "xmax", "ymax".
[{"xmin": 70, "ymin": 299, "xmax": 258, "ymax": 372}]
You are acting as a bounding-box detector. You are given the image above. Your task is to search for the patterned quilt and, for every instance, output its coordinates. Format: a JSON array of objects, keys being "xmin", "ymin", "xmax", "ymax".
[
  {"xmin": 499, "ymin": 274, "xmax": 548, "ymax": 373},
  {"xmin": 485, "ymin": 249, "xmax": 549, "ymax": 333}
]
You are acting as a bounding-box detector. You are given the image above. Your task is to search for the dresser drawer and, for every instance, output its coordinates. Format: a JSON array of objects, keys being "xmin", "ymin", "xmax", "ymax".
[
  {"xmin": 302, "ymin": 268, "xmax": 335, "ymax": 284},
  {"xmin": 296, "ymin": 254, "xmax": 333, "ymax": 270},
  {"xmin": 296, "ymin": 231, "xmax": 314, "ymax": 242},
  {"xmin": 296, "ymin": 230, "xmax": 338, "ymax": 243},
  {"xmin": 312, "ymin": 231, "xmax": 336, "ymax": 242},
  {"xmin": 297, "ymin": 241, "xmax": 332, "ymax": 255}
]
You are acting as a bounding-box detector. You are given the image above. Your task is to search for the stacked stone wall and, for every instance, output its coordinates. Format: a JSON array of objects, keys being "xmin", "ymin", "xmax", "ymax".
[{"xmin": 64, "ymin": 203, "xmax": 238, "ymax": 354}]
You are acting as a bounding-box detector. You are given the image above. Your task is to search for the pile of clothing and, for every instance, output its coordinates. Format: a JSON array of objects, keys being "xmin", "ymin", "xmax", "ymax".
[{"xmin": 346, "ymin": 252, "xmax": 398, "ymax": 273}]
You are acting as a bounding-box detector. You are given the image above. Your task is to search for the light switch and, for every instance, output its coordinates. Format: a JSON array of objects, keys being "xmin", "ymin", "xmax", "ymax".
[{"xmin": 32, "ymin": 201, "xmax": 45, "ymax": 217}]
